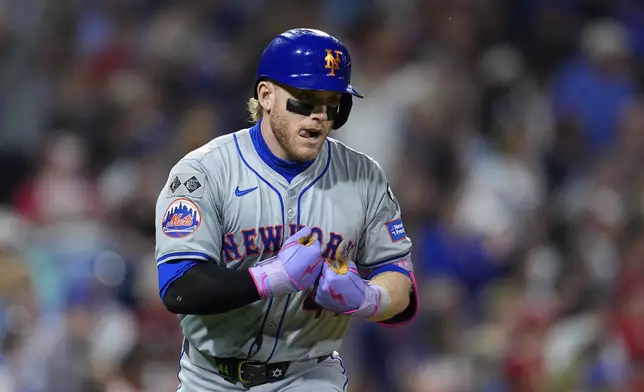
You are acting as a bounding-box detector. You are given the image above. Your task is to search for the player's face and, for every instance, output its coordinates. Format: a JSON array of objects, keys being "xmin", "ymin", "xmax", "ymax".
[{"xmin": 270, "ymin": 84, "xmax": 341, "ymax": 161}]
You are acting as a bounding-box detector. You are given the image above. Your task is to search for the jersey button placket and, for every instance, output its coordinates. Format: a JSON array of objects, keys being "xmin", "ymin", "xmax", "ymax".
[{"xmin": 286, "ymin": 188, "xmax": 297, "ymax": 224}]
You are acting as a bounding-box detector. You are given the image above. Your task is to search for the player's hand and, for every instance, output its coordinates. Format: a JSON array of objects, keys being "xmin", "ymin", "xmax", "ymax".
[
  {"xmin": 249, "ymin": 226, "xmax": 323, "ymax": 299},
  {"xmin": 314, "ymin": 246, "xmax": 381, "ymax": 318}
]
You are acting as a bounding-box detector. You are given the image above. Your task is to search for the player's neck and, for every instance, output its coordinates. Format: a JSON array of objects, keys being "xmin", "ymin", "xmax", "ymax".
[{"xmin": 253, "ymin": 119, "xmax": 313, "ymax": 183}]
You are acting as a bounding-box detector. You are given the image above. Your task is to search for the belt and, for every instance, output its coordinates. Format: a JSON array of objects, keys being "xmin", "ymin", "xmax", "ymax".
[
  {"xmin": 183, "ymin": 339, "xmax": 330, "ymax": 388},
  {"xmin": 214, "ymin": 355, "xmax": 330, "ymax": 388}
]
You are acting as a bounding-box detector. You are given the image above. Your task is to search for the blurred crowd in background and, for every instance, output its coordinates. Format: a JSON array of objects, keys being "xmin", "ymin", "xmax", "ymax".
[{"xmin": 3, "ymin": 0, "xmax": 644, "ymax": 391}]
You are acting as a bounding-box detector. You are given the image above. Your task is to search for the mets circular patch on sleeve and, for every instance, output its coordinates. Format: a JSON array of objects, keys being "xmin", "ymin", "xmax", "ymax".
[{"xmin": 161, "ymin": 198, "xmax": 202, "ymax": 238}]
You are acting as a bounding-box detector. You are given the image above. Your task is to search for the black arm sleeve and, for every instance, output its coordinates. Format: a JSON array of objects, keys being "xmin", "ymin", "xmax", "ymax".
[{"xmin": 162, "ymin": 263, "xmax": 260, "ymax": 315}]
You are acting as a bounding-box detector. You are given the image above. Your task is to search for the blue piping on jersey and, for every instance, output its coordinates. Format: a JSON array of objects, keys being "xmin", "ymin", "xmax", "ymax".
[
  {"xmin": 262, "ymin": 294, "xmax": 292, "ymax": 364},
  {"xmin": 234, "ymin": 132, "xmax": 286, "ymax": 228},
  {"xmin": 334, "ymin": 353, "xmax": 348, "ymax": 392},
  {"xmin": 355, "ymin": 249, "xmax": 411, "ymax": 268},
  {"xmin": 247, "ymin": 304, "xmax": 272, "ymax": 359},
  {"xmin": 260, "ymin": 139, "xmax": 334, "ymax": 363},
  {"xmin": 175, "ymin": 347, "xmax": 185, "ymax": 391},
  {"xmin": 249, "ymin": 119, "xmax": 314, "ymax": 183},
  {"xmin": 234, "ymin": 131, "xmax": 331, "ymax": 364},
  {"xmin": 234, "ymin": 131, "xmax": 288, "ymax": 361},
  {"xmin": 367, "ymin": 264, "xmax": 411, "ymax": 280},
  {"xmin": 263, "ymin": 138, "xmax": 331, "ymax": 363},
  {"xmin": 157, "ymin": 251, "xmax": 216, "ymax": 265},
  {"xmin": 297, "ymin": 139, "xmax": 332, "ymax": 226}
]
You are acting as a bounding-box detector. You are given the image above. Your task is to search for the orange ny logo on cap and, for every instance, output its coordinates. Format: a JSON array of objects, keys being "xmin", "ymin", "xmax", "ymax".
[{"xmin": 324, "ymin": 49, "xmax": 342, "ymax": 76}]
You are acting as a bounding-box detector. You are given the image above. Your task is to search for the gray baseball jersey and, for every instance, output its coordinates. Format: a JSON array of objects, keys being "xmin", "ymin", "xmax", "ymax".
[{"xmin": 155, "ymin": 124, "xmax": 414, "ymax": 365}]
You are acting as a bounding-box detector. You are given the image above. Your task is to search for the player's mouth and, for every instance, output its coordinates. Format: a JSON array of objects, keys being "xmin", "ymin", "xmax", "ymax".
[{"xmin": 298, "ymin": 128, "xmax": 323, "ymax": 141}]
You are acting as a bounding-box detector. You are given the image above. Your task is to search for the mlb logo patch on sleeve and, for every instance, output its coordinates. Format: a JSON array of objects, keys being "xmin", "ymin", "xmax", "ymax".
[
  {"xmin": 385, "ymin": 218, "xmax": 406, "ymax": 242},
  {"xmin": 162, "ymin": 198, "xmax": 202, "ymax": 238}
]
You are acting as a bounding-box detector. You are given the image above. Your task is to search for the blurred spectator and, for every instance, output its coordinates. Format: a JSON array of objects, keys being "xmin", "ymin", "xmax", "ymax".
[{"xmin": 552, "ymin": 18, "xmax": 636, "ymax": 153}]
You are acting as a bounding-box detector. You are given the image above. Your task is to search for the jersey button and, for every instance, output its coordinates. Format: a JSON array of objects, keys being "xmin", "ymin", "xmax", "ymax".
[
  {"xmin": 287, "ymin": 208, "xmax": 295, "ymax": 218},
  {"xmin": 266, "ymin": 321, "xmax": 277, "ymax": 332},
  {"xmin": 287, "ymin": 190, "xmax": 296, "ymax": 198}
]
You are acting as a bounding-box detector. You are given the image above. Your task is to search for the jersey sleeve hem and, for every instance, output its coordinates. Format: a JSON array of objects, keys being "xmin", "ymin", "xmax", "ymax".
[
  {"xmin": 367, "ymin": 264, "xmax": 411, "ymax": 280},
  {"xmin": 157, "ymin": 251, "xmax": 218, "ymax": 266},
  {"xmin": 158, "ymin": 259, "xmax": 198, "ymax": 299},
  {"xmin": 355, "ymin": 250, "xmax": 411, "ymax": 269}
]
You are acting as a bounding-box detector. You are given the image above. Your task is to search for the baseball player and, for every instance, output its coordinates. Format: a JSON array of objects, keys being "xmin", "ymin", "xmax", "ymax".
[{"xmin": 155, "ymin": 28, "xmax": 418, "ymax": 391}]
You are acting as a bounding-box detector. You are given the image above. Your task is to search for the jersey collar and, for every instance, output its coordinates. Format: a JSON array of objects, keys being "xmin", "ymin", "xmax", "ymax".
[
  {"xmin": 247, "ymin": 119, "xmax": 329, "ymax": 186},
  {"xmin": 249, "ymin": 119, "xmax": 314, "ymax": 183}
]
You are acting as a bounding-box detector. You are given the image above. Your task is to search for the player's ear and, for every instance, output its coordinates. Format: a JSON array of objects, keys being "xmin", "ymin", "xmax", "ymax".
[{"xmin": 257, "ymin": 81, "xmax": 273, "ymax": 113}]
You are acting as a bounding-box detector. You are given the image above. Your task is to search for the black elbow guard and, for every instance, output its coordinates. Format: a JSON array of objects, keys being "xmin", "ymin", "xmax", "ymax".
[
  {"xmin": 162, "ymin": 263, "xmax": 261, "ymax": 315},
  {"xmin": 163, "ymin": 285, "xmax": 189, "ymax": 314}
]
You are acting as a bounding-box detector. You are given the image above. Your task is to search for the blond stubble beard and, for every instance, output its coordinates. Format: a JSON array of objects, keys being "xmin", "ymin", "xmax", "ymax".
[{"xmin": 269, "ymin": 110, "xmax": 323, "ymax": 162}]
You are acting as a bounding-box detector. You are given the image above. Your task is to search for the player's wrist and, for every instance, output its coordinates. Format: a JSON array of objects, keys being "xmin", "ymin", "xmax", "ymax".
[
  {"xmin": 248, "ymin": 256, "xmax": 298, "ymax": 299},
  {"xmin": 348, "ymin": 283, "xmax": 390, "ymax": 319}
]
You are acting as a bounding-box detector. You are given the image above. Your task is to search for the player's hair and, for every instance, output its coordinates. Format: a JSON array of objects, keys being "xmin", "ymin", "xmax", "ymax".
[{"xmin": 247, "ymin": 97, "xmax": 263, "ymax": 123}]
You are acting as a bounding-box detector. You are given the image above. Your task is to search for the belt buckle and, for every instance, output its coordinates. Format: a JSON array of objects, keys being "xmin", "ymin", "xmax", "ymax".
[{"xmin": 238, "ymin": 360, "xmax": 265, "ymax": 387}]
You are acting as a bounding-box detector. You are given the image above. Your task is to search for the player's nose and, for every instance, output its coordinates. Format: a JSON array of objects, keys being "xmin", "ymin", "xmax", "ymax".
[{"xmin": 309, "ymin": 105, "xmax": 329, "ymax": 122}]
